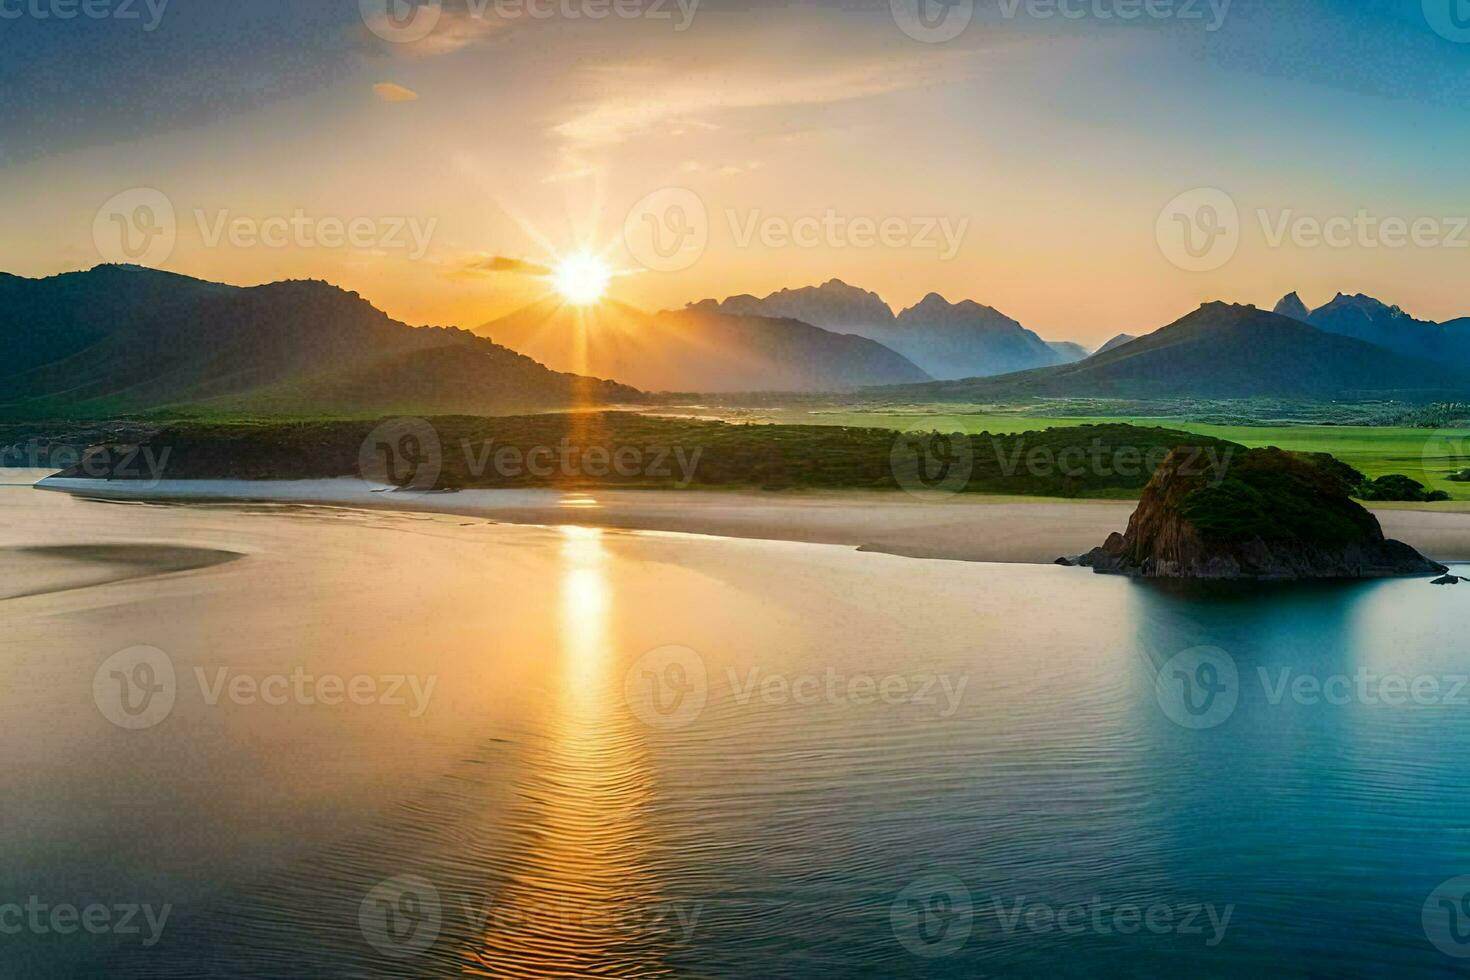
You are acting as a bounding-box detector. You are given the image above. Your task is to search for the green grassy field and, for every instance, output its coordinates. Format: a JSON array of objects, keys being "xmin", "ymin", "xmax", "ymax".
[{"xmin": 654, "ymin": 407, "xmax": 1470, "ymax": 501}]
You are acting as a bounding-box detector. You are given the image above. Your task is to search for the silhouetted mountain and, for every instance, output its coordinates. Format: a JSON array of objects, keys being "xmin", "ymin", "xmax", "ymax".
[
  {"xmin": 1272, "ymin": 291, "xmax": 1312, "ymax": 322},
  {"xmin": 889, "ymin": 293, "xmax": 1064, "ymax": 378},
  {"xmin": 1047, "ymin": 341, "xmax": 1090, "ymax": 363},
  {"xmin": 872, "ymin": 303, "xmax": 1470, "ymax": 401},
  {"xmin": 483, "ymin": 299, "xmax": 928, "ymax": 393},
  {"xmin": 696, "ymin": 280, "xmax": 1062, "ymax": 379},
  {"xmin": 1094, "ymin": 333, "xmax": 1137, "ymax": 355},
  {"xmin": 710, "ymin": 279, "xmax": 897, "ymax": 335},
  {"xmin": 1273, "ymin": 291, "xmax": 1470, "ymax": 361},
  {"xmin": 0, "ymin": 265, "xmax": 639, "ymax": 418}
]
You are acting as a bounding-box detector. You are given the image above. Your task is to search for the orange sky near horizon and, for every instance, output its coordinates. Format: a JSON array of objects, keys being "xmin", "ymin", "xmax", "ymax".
[{"xmin": 4, "ymin": 3, "xmax": 1470, "ymax": 345}]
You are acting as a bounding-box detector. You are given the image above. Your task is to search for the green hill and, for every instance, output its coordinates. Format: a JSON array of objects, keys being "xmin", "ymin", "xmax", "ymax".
[{"xmin": 0, "ymin": 265, "xmax": 641, "ymax": 419}]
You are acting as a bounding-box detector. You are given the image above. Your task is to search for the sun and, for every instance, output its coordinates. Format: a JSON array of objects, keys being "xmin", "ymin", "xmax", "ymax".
[{"xmin": 551, "ymin": 252, "xmax": 612, "ymax": 306}]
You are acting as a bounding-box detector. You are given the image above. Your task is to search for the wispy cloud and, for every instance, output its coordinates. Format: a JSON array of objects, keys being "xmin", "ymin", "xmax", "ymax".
[
  {"xmin": 449, "ymin": 253, "xmax": 551, "ymax": 279},
  {"xmin": 372, "ymin": 82, "xmax": 420, "ymax": 102},
  {"xmin": 551, "ymin": 52, "xmax": 974, "ymax": 146}
]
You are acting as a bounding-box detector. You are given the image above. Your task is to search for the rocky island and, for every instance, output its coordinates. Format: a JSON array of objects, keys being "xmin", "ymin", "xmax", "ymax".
[{"xmin": 1066, "ymin": 447, "xmax": 1447, "ymax": 581}]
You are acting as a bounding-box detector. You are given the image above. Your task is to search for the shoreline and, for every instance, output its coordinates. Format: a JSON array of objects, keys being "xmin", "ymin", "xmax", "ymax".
[{"xmin": 34, "ymin": 476, "xmax": 1470, "ymax": 566}]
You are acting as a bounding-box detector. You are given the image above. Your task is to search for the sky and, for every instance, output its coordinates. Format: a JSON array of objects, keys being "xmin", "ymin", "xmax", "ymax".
[{"xmin": 2, "ymin": 0, "xmax": 1470, "ymax": 345}]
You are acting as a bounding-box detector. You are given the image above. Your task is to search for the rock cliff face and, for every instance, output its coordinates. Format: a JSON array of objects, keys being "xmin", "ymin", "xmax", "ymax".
[{"xmin": 1070, "ymin": 447, "xmax": 1446, "ymax": 580}]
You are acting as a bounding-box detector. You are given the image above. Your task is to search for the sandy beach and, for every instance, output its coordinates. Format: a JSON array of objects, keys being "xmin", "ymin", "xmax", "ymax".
[{"xmin": 34, "ymin": 476, "xmax": 1470, "ymax": 565}]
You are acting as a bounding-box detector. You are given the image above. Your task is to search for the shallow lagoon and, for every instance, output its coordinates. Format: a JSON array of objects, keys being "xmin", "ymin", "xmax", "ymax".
[{"xmin": 3, "ymin": 476, "xmax": 1468, "ymax": 976}]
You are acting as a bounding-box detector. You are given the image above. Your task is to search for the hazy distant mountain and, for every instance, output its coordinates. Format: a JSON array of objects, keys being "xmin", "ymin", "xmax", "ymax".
[
  {"xmin": 0, "ymin": 265, "xmax": 639, "ymax": 418},
  {"xmin": 711, "ymin": 279, "xmax": 897, "ymax": 335},
  {"xmin": 1273, "ymin": 291, "xmax": 1470, "ymax": 361},
  {"xmin": 1047, "ymin": 341, "xmax": 1090, "ymax": 363},
  {"xmin": 482, "ymin": 299, "xmax": 929, "ymax": 393},
  {"xmin": 1272, "ymin": 291, "xmax": 1312, "ymax": 323},
  {"xmin": 871, "ymin": 303, "xmax": 1470, "ymax": 401},
  {"xmin": 890, "ymin": 293, "xmax": 1064, "ymax": 378},
  {"xmin": 1094, "ymin": 334, "xmax": 1138, "ymax": 355},
  {"xmin": 697, "ymin": 280, "xmax": 1063, "ymax": 380}
]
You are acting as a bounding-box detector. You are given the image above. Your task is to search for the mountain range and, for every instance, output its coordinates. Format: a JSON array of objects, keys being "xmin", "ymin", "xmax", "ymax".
[
  {"xmin": 1272, "ymin": 290, "xmax": 1470, "ymax": 362},
  {"xmin": 0, "ymin": 265, "xmax": 640, "ymax": 418},
  {"xmin": 7, "ymin": 267, "xmax": 1468, "ymax": 417},
  {"xmin": 481, "ymin": 298, "xmax": 929, "ymax": 393},
  {"xmin": 873, "ymin": 302, "xmax": 1470, "ymax": 401},
  {"xmin": 695, "ymin": 279, "xmax": 1068, "ymax": 379}
]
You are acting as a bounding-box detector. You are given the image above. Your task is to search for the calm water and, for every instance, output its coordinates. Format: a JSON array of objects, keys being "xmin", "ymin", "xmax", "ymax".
[{"xmin": 3, "ymin": 473, "xmax": 1469, "ymax": 977}]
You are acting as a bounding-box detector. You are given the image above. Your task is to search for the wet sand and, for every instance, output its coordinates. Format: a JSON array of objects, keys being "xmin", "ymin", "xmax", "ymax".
[
  {"xmin": 36, "ymin": 476, "xmax": 1470, "ymax": 564},
  {"xmin": 0, "ymin": 543, "xmax": 242, "ymax": 600}
]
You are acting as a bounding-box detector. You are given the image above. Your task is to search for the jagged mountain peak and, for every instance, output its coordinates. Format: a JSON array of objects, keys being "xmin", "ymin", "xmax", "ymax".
[
  {"xmin": 899, "ymin": 293, "xmax": 1004, "ymax": 319},
  {"xmin": 1273, "ymin": 291, "xmax": 1312, "ymax": 322},
  {"xmin": 1312, "ymin": 292, "xmax": 1420, "ymax": 323},
  {"xmin": 691, "ymin": 282, "xmax": 1063, "ymax": 380}
]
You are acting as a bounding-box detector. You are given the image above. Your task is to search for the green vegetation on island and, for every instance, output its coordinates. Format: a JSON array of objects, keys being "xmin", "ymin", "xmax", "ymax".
[
  {"xmin": 56, "ymin": 412, "xmax": 1247, "ymax": 499},
  {"xmin": 1075, "ymin": 447, "xmax": 1447, "ymax": 580}
]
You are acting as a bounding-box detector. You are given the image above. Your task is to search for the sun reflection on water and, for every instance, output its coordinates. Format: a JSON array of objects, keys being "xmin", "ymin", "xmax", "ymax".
[{"xmin": 464, "ymin": 526, "xmax": 672, "ymax": 978}]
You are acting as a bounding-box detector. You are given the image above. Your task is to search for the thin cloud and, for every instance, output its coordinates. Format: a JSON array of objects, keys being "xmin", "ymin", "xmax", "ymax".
[
  {"xmin": 450, "ymin": 254, "xmax": 552, "ymax": 279},
  {"xmin": 551, "ymin": 52, "xmax": 974, "ymax": 146},
  {"xmin": 373, "ymin": 82, "xmax": 421, "ymax": 102}
]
